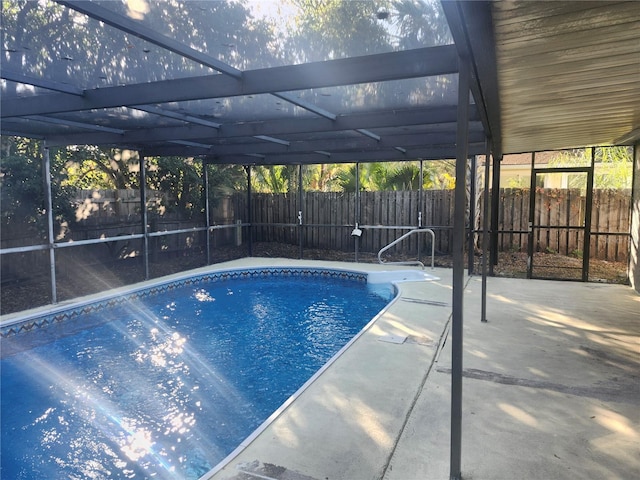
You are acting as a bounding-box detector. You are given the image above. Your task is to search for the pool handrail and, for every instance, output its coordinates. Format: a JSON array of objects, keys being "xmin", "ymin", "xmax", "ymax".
[{"xmin": 377, "ymin": 228, "xmax": 435, "ymax": 270}]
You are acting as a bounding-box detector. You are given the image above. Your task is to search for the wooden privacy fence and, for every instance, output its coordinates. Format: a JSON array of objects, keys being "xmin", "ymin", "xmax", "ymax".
[
  {"xmin": 494, "ymin": 188, "xmax": 631, "ymax": 261},
  {"xmin": 74, "ymin": 189, "xmax": 168, "ymax": 219},
  {"xmin": 7, "ymin": 188, "xmax": 626, "ymax": 261},
  {"xmin": 250, "ymin": 191, "xmax": 456, "ymax": 255},
  {"xmin": 251, "ymin": 188, "xmax": 631, "ymax": 262}
]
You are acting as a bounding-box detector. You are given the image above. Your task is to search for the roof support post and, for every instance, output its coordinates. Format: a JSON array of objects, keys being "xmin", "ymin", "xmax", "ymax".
[
  {"xmin": 203, "ymin": 161, "xmax": 211, "ymax": 265},
  {"xmin": 450, "ymin": 56, "xmax": 470, "ymax": 480},
  {"xmin": 582, "ymin": 149, "xmax": 595, "ymax": 281},
  {"xmin": 481, "ymin": 139, "xmax": 491, "ymax": 323},
  {"xmin": 43, "ymin": 143, "xmax": 57, "ymax": 304},
  {"xmin": 298, "ymin": 164, "xmax": 304, "ymax": 260},
  {"xmin": 139, "ymin": 152, "xmax": 149, "ymax": 280},
  {"xmin": 246, "ymin": 166, "xmax": 253, "ymax": 257},
  {"xmin": 354, "ymin": 163, "xmax": 361, "ymax": 262},
  {"xmin": 419, "ymin": 160, "xmax": 424, "ymax": 228},
  {"xmin": 489, "ymin": 154, "xmax": 502, "ymax": 273},
  {"xmin": 527, "ymin": 152, "xmax": 536, "ymax": 279},
  {"xmin": 631, "ymin": 143, "xmax": 640, "ymax": 293},
  {"xmin": 418, "ymin": 160, "xmax": 424, "ymax": 264}
]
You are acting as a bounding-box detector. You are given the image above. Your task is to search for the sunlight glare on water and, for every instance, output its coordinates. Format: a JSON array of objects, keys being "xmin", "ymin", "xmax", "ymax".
[{"xmin": 1, "ymin": 273, "xmax": 393, "ymax": 479}]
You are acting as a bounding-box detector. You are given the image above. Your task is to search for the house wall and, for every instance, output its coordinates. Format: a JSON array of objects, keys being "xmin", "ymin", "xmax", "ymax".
[{"xmin": 631, "ymin": 143, "xmax": 640, "ymax": 294}]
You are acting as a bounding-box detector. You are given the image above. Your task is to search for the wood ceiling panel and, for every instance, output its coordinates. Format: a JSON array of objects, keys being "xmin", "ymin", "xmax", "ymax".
[
  {"xmin": 495, "ymin": 20, "xmax": 640, "ymax": 58},
  {"xmin": 500, "ymin": 36, "xmax": 640, "ymax": 69},
  {"xmin": 495, "ymin": 2, "xmax": 638, "ymax": 42},
  {"xmin": 502, "ymin": 78, "xmax": 639, "ymax": 102},
  {"xmin": 492, "ymin": 0, "xmax": 640, "ymax": 154},
  {"xmin": 499, "ymin": 55, "xmax": 639, "ymax": 85},
  {"xmin": 492, "ymin": 1, "xmax": 615, "ymax": 23}
]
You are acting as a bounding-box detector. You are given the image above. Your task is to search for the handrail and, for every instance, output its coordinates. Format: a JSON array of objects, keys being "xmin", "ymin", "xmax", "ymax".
[{"xmin": 377, "ymin": 228, "xmax": 435, "ymax": 269}]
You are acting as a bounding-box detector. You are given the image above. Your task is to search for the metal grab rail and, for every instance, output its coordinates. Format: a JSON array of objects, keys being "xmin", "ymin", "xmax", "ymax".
[{"xmin": 377, "ymin": 228, "xmax": 435, "ymax": 269}]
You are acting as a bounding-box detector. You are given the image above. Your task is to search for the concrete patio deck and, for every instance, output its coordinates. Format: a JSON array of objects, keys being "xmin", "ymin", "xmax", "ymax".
[{"xmin": 206, "ymin": 259, "xmax": 639, "ymax": 480}]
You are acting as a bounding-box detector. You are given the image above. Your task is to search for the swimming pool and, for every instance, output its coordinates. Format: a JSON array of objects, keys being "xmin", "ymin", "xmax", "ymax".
[{"xmin": 0, "ymin": 267, "xmax": 396, "ymax": 479}]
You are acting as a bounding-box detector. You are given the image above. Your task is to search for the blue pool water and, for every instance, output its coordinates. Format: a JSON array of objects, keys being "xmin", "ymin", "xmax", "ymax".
[{"xmin": 1, "ymin": 271, "xmax": 394, "ymax": 479}]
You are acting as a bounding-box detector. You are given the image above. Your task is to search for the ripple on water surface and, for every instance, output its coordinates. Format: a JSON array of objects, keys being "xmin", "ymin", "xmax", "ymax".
[{"xmin": 1, "ymin": 274, "xmax": 393, "ymax": 479}]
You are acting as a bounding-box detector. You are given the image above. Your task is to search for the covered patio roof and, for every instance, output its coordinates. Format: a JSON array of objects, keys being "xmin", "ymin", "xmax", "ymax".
[{"xmin": 3, "ymin": 1, "xmax": 637, "ymax": 163}]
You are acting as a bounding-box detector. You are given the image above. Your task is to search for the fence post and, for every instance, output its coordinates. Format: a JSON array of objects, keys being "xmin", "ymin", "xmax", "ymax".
[
  {"xmin": 481, "ymin": 140, "xmax": 491, "ymax": 322},
  {"xmin": 204, "ymin": 161, "xmax": 211, "ymax": 264},
  {"xmin": 490, "ymin": 155, "xmax": 502, "ymax": 273},
  {"xmin": 450, "ymin": 54, "xmax": 470, "ymax": 480}
]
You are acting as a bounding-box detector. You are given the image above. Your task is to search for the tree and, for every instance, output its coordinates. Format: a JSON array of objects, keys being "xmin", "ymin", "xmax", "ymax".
[
  {"xmin": 385, "ymin": 163, "xmax": 421, "ymax": 190},
  {"xmin": 330, "ymin": 160, "xmax": 456, "ymax": 192},
  {"xmin": 62, "ymin": 147, "xmax": 140, "ymax": 190},
  {"xmin": 251, "ymin": 165, "xmax": 299, "ymax": 193},
  {"xmin": 389, "ymin": 0, "xmax": 452, "ymax": 49},
  {"xmin": 0, "ymin": 136, "xmax": 76, "ymax": 244},
  {"xmin": 206, "ymin": 164, "xmax": 247, "ymax": 199},
  {"xmin": 2, "ymin": 1, "xmax": 277, "ymax": 91},
  {"xmin": 423, "ymin": 160, "xmax": 455, "ymax": 189},
  {"xmin": 551, "ymin": 147, "xmax": 632, "ymax": 189},
  {"xmin": 336, "ymin": 163, "xmax": 379, "ymax": 192},
  {"xmin": 303, "ymin": 164, "xmax": 343, "ymax": 192},
  {"xmin": 147, "ymin": 157, "xmax": 200, "ymax": 217},
  {"xmin": 594, "ymin": 146, "xmax": 633, "ymax": 189},
  {"xmin": 288, "ymin": 0, "xmax": 392, "ymax": 62}
]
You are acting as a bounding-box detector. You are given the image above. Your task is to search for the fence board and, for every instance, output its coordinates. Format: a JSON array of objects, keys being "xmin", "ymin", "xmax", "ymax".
[
  {"xmin": 339, "ymin": 192, "xmax": 348, "ymax": 251},
  {"xmin": 593, "ymin": 189, "xmax": 603, "ymax": 258},
  {"xmin": 309, "ymin": 192, "xmax": 315, "ymax": 247}
]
